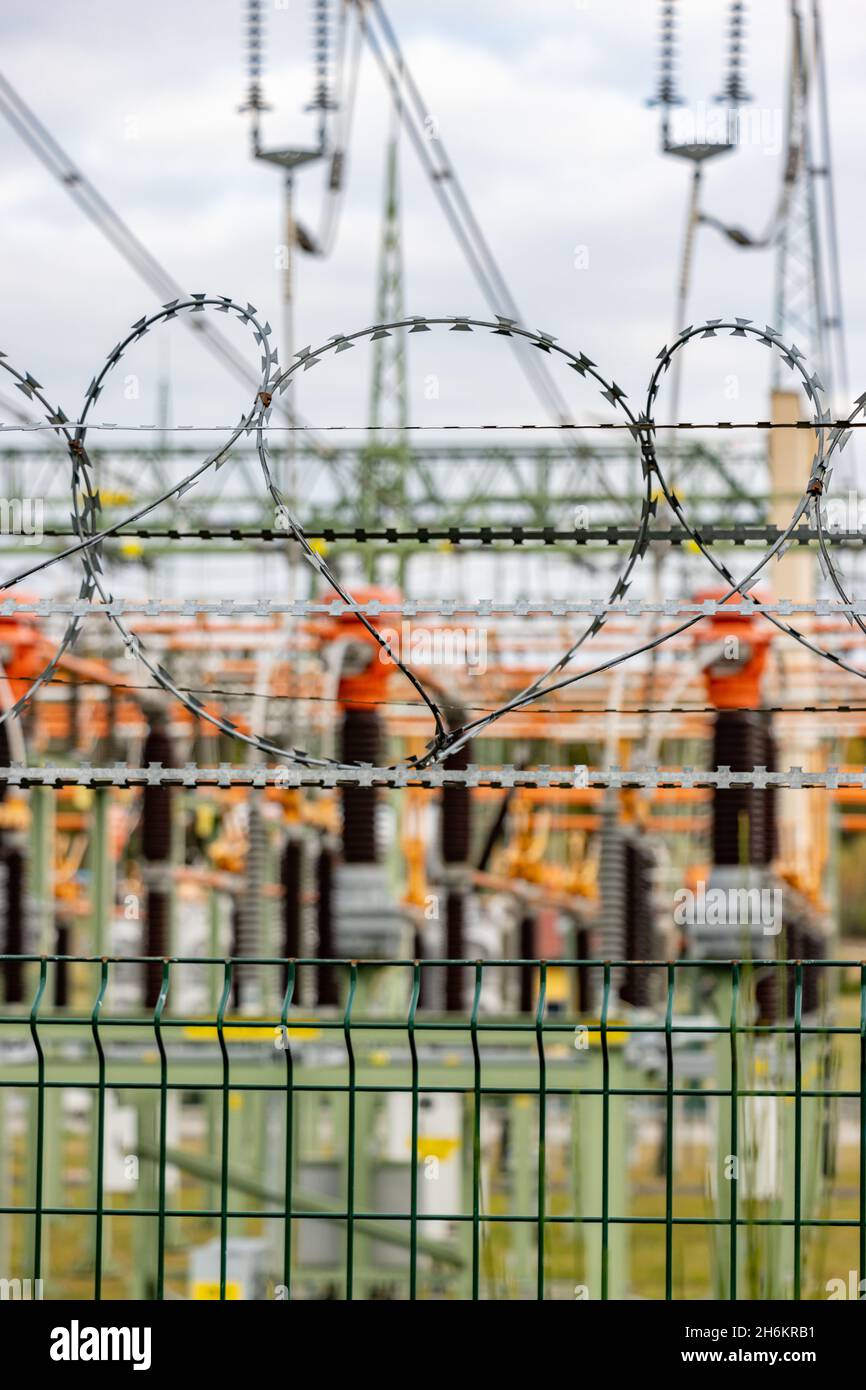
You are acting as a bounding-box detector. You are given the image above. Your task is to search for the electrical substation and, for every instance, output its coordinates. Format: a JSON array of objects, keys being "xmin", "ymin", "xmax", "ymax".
[{"xmin": 0, "ymin": 0, "xmax": 865, "ymax": 1310}]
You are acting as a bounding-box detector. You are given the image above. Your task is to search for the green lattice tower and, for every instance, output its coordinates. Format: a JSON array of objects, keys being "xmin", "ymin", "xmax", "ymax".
[
  {"xmin": 364, "ymin": 127, "xmax": 411, "ymax": 577},
  {"xmin": 771, "ymin": 6, "xmax": 829, "ymax": 394}
]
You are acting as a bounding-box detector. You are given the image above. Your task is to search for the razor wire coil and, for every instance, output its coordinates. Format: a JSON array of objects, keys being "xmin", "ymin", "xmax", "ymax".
[{"xmin": 3, "ymin": 298, "xmax": 866, "ymax": 771}]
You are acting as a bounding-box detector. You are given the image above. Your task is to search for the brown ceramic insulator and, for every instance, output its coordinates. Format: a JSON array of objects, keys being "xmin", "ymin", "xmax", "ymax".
[
  {"xmin": 142, "ymin": 722, "xmax": 175, "ymax": 1007},
  {"xmin": 414, "ymin": 927, "xmax": 433, "ymax": 1010},
  {"xmin": 519, "ymin": 913, "xmax": 536, "ymax": 1013},
  {"xmin": 620, "ymin": 841, "xmax": 654, "ymax": 1008},
  {"xmin": 801, "ymin": 929, "xmax": 825, "ymax": 1015},
  {"xmin": 445, "ymin": 890, "xmax": 466, "ymax": 1012},
  {"xmin": 340, "ymin": 708, "xmax": 380, "ymax": 863},
  {"xmin": 143, "ymin": 889, "xmax": 169, "ymax": 1008},
  {"xmin": 316, "ymin": 845, "xmax": 338, "ymax": 1006},
  {"xmin": 712, "ymin": 710, "xmax": 767, "ymax": 865},
  {"xmin": 141, "ymin": 727, "xmax": 174, "ymax": 862},
  {"xmin": 281, "ymin": 837, "xmax": 303, "ymax": 998},
  {"xmin": 762, "ymin": 717, "xmax": 779, "ymax": 863},
  {"xmin": 577, "ymin": 926, "xmax": 595, "ymax": 1013},
  {"xmin": 0, "ymin": 719, "xmax": 8, "ymax": 804},
  {"xmin": 442, "ymin": 741, "xmax": 472, "ymax": 864},
  {"xmin": 2, "ymin": 848, "xmax": 24, "ymax": 1003},
  {"xmin": 54, "ymin": 922, "xmax": 70, "ymax": 1008},
  {"xmin": 755, "ymin": 967, "xmax": 779, "ymax": 1024}
]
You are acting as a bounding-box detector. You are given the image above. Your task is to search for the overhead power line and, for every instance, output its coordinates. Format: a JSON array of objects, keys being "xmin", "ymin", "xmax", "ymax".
[
  {"xmin": 356, "ymin": 0, "xmax": 580, "ymax": 430},
  {"xmin": 0, "ymin": 71, "xmax": 334, "ymax": 460}
]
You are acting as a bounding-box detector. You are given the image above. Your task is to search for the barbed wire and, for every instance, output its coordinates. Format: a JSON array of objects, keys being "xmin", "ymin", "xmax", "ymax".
[
  {"xmin": 0, "ymin": 763, "xmax": 859, "ymax": 790},
  {"xmin": 5, "ymin": 597, "xmax": 866, "ymax": 618},
  {"xmin": 19, "ymin": 525, "xmax": 866, "ymax": 547},
  {"xmin": 0, "ymin": 296, "xmax": 443, "ymax": 769},
  {"xmin": 3, "ymin": 299, "xmax": 866, "ymax": 770},
  {"xmin": 0, "ymin": 418, "xmax": 862, "ymax": 433}
]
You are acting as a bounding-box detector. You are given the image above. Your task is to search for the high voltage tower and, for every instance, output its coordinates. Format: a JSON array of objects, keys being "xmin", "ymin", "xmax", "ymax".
[
  {"xmin": 0, "ymin": 0, "xmax": 797, "ymax": 567},
  {"xmin": 771, "ymin": 0, "xmax": 847, "ymax": 399},
  {"xmin": 652, "ymin": 0, "xmax": 848, "ymax": 406}
]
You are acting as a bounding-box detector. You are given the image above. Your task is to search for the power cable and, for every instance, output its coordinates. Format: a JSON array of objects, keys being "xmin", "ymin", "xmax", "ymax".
[
  {"xmin": 34, "ymin": 673, "xmax": 866, "ymax": 721},
  {"xmin": 0, "ymin": 70, "xmax": 335, "ymax": 462}
]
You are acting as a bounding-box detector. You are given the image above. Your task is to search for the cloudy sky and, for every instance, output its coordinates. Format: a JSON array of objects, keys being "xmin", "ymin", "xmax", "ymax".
[
  {"xmin": 2, "ymin": 0, "xmax": 866, "ymax": 785},
  {"xmin": 2, "ymin": 0, "xmax": 865, "ymax": 431}
]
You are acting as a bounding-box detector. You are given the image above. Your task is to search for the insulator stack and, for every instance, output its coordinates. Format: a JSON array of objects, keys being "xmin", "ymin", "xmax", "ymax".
[
  {"xmin": 442, "ymin": 738, "xmax": 473, "ymax": 1011},
  {"xmin": 242, "ymin": 0, "xmax": 268, "ymax": 115},
  {"xmin": 234, "ymin": 795, "xmax": 266, "ymax": 1011},
  {"xmin": 755, "ymin": 966, "xmax": 779, "ymax": 1025},
  {"xmin": 54, "ymin": 922, "xmax": 70, "ymax": 1008},
  {"xmin": 329, "ymin": 149, "xmax": 345, "ymax": 191},
  {"xmin": 801, "ymin": 930, "xmax": 825, "ymax": 1014},
  {"xmin": 576, "ymin": 926, "xmax": 595, "ymax": 1013},
  {"xmin": 2, "ymin": 847, "xmax": 24, "ymax": 1004},
  {"xmin": 762, "ymin": 716, "xmax": 778, "ymax": 862},
  {"xmin": 445, "ymin": 891, "xmax": 466, "ymax": 1012},
  {"xmin": 784, "ymin": 922, "xmax": 803, "ymax": 1020},
  {"xmin": 332, "ymin": 659, "xmax": 405, "ymax": 958},
  {"xmin": 0, "ymin": 719, "xmax": 17, "ymax": 1003},
  {"xmin": 648, "ymin": 1, "xmax": 684, "ymax": 110},
  {"xmin": 620, "ymin": 838, "xmax": 654, "ymax": 1008},
  {"xmin": 316, "ymin": 843, "xmax": 338, "ymax": 1006},
  {"xmin": 340, "ymin": 707, "xmax": 380, "ymax": 862},
  {"xmin": 414, "ymin": 924, "xmax": 433, "ymax": 1010},
  {"xmin": 144, "ymin": 893, "xmax": 169, "ymax": 1007},
  {"xmin": 598, "ymin": 794, "xmax": 627, "ymax": 995},
  {"xmin": 142, "ymin": 728, "xmax": 173, "ymax": 861},
  {"xmin": 142, "ymin": 721, "xmax": 174, "ymax": 1008},
  {"xmin": 442, "ymin": 741, "xmax": 472, "ymax": 864},
  {"xmin": 519, "ymin": 914, "xmax": 536, "ymax": 1013},
  {"xmin": 281, "ymin": 837, "xmax": 303, "ymax": 979},
  {"xmin": 229, "ymin": 896, "xmax": 242, "ymax": 1001},
  {"xmin": 307, "ymin": 0, "xmax": 338, "ymax": 131},
  {"xmin": 712, "ymin": 710, "xmax": 768, "ymax": 865},
  {"xmin": 0, "ymin": 720, "xmax": 8, "ymax": 806},
  {"xmin": 716, "ymin": 1, "xmax": 752, "ymax": 106},
  {"xmin": 790, "ymin": 927, "xmax": 827, "ymax": 1018}
]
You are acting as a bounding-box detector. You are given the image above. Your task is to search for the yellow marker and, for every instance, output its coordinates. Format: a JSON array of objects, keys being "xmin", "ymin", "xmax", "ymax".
[
  {"xmin": 416, "ymin": 1137, "xmax": 460, "ymax": 1161},
  {"xmin": 586, "ymin": 1022, "xmax": 628, "ymax": 1047},
  {"xmin": 184, "ymin": 1022, "xmax": 321, "ymax": 1043},
  {"xmin": 192, "ymin": 1281, "xmax": 241, "ymax": 1301}
]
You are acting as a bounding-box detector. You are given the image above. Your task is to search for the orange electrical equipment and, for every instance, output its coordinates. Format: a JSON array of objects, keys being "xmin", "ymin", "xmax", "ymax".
[
  {"xmin": 693, "ymin": 587, "xmax": 772, "ymax": 709},
  {"xmin": 0, "ymin": 600, "xmax": 49, "ymax": 703},
  {"xmin": 318, "ymin": 585, "xmax": 402, "ymax": 710}
]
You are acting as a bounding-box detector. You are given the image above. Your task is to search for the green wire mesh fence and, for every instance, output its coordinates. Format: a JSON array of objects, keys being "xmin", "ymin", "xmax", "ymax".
[{"xmin": 0, "ymin": 955, "xmax": 863, "ymax": 1301}]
